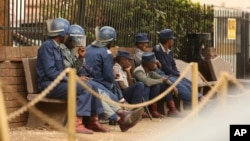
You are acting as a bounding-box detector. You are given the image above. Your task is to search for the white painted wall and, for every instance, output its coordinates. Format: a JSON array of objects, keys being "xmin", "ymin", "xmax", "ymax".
[
  {"xmin": 192, "ymin": 0, "xmax": 250, "ymax": 9},
  {"xmin": 10, "ymin": 0, "xmax": 25, "ymax": 27}
]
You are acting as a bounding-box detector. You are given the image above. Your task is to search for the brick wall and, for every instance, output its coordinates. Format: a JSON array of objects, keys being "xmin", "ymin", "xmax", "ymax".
[
  {"xmin": 0, "ymin": 47, "xmax": 38, "ymax": 127},
  {"xmin": 1, "ymin": 61, "xmax": 27, "ymax": 127}
]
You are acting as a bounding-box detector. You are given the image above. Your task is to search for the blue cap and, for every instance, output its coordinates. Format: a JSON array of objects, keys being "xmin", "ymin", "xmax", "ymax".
[
  {"xmin": 116, "ymin": 51, "xmax": 132, "ymax": 60},
  {"xmin": 135, "ymin": 33, "xmax": 149, "ymax": 43},
  {"xmin": 141, "ymin": 52, "xmax": 157, "ymax": 64},
  {"xmin": 159, "ymin": 29, "xmax": 176, "ymax": 40}
]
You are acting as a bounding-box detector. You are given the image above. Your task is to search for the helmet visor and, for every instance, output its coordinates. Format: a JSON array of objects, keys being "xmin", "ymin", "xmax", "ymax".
[
  {"xmin": 71, "ymin": 35, "xmax": 86, "ymax": 47},
  {"xmin": 46, "ymin": 19, "xmax": 53, "ymax": 33}
]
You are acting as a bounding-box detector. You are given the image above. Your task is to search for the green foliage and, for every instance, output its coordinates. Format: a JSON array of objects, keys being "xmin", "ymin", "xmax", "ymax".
[
  {"xmin": 84, "ymin": 0, "xmax": 213, "ymax": 60},
  {"xmin": 42, "ymin": 0, "xmax": 214, "ymax": 60}
]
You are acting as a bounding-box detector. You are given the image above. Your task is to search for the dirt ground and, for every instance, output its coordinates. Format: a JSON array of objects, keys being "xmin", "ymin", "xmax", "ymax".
[{"xmin": 9, "ymin": 117, "xmax": 180, "ymax": 141}]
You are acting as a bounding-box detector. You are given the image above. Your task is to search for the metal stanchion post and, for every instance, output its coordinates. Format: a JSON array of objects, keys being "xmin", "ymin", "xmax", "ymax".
[
  {"xmin": 68, "ymin": 69, "xmax": 76, "ymax": 141},
  {"xmin": 0, "ymin": 81, "xmax": 10, "ymax": 141},
  {"xmin": 220, "ymin": 72, "xmax": 228, "ymax": 109}
]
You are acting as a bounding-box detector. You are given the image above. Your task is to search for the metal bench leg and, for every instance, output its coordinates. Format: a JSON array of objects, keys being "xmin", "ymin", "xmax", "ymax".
[
  {"xmin": 63, "ymin": 114, "xmax": 68, "ymax": 126},
  {"xmin": 142, "ymin": 98, "xmax": 152, "ymax": 120}
]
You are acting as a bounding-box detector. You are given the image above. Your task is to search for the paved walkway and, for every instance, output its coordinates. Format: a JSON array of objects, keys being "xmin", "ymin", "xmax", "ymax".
[
  {"xmin": 9, "ymin": 117, "xmax": 181, "ymax": 141},
  {"xmin": 9, "ymin": 96, "xmax": 250, "ymax": 141}
]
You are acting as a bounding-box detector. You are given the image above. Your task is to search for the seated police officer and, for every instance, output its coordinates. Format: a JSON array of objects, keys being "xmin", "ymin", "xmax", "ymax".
[{"xmin": 133, "ymin": 52, "xmax": 180, "ymax": 118}]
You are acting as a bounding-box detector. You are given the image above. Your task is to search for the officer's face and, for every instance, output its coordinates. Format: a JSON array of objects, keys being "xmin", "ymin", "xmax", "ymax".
[
  {"xmin": 120, "ymin": 58, "xmax": 131, "ymax": 68},
  {"xmin": 62, "ymin": 35, "xmax": 68, "ymax": 44},
  {"xmin": 137, "ymin": 42, "xmax": 149, "ymax": 52},
  {"xmin": 148, "ymin": 62, "xmax": 157, "ymax": 71},
  {"xmin": 168, "ymin": 39, "xmax": 174, "ymax": 48},
  {"xmin": 65, "ymin": 39, "xmax": 75, "ymax": 49}
]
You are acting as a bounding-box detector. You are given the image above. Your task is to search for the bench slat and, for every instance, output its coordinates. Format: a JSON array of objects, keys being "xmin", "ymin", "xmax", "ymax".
[
  {"xmin": 27, "ymin": 94, "xmax": 65, "ymax": 104},
  {"xmin": 198, "ymin": 81, "xmax": 217, "ymax": 87},
  {"xmin": 175, "ymin": 59, "xmax": 214, "ymax": 87},
  {"xmin": 208, "ymin": 56, "xmax": 250, "ymax": 84}
]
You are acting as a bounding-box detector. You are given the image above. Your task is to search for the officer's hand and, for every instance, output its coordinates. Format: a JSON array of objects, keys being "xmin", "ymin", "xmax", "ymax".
[
  {"xmin": 79, "ymin": 76, "xmax": 89, "ymax": 81},
  {"xmin": 123, "ymin": 65, "xmax": 132, "ymax": 72},
  {"xmin": 161, "ymin": 78, "xmax": 169, "ymax": 83},
  {"xmin": 156, "ymin": 61, "xmax": 162, "ymax": 68},
  {"xmin": 78, "ymin": 46, "xmax": 86, "ymax": 59}
]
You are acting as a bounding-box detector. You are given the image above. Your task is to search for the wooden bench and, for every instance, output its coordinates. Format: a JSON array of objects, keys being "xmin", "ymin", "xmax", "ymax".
[
  {"xmin": 206, "ymin": 56, "xmax": 250, "ymax": 92},
  {"xmin": 206, "ymin": 56, "xmax": 250, "ymax": 82},
  {"xmin": 22, "ymin": 58, "xmax": 67, "ymax": 127}
]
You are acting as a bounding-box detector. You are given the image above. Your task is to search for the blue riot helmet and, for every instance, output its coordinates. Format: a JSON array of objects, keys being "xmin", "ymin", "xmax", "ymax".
[
  {"xmin": 91, "ymin": 26, "xmax": 116, "ymax": 47},
  {"xmin": 47, "ymin": 18, "xmax": 70, "ymax": 37},
  {"xmin": 67, "ymin": 24, "xmax": 86, "ymax": 47},
  {"xmin": 99, "ymin": 26, "xmax": 116, "ymax": 42}
]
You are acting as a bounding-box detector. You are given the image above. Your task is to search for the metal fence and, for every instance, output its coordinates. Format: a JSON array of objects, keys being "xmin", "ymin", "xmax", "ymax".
[
  {"xmin": 2, "ymin": 1, "xmax": 250, "ymax": 77},
  {"xmin": 214, "ymin": 7, "xmax": 250, "ymax": 78},
  {"xmin": 2, "ymin": 0, "xmax": 80, "ymax": 46},
  {"xmin": 1, "ymin": 0, "xmax": 213, "ymax": 52}
]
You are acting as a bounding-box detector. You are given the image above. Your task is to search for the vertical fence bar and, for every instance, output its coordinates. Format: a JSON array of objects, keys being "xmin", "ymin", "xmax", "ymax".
[
  {"xmin": 30, "ymin": 0, "xmax": 34, "ymax": 45},
  {"xmin": 78, "ymin": 0, "xmax": 84, "ymax": 26},
  {"xmin": 191, "ymin": 62, "xmax": 198, "ymax": 111},
  {"xmin": 15, "ymin": 0, "xmax": 18, "ymax": 46},
  {"xmin": 49, "ymin": 0, "xmax": 53, "ymax": 18},
  {"xmin": 67, "ymin": 0, "xmax": 72, "ymax": 21},
  {"xmin": 10, "ymin": 0, "xmax": 13, "ymax": 46},
  {"xmin": 35, "ymin": 0, "xmax": 38, "ymax": 44},
  {"xmin": 54, "ymin": 0, "xmax": 57, "ymax": 17},
  {"xmin": 217, "ymin": 8, "xmax": 221, "ymax": 56},
  {"xmin": 27, "ymin": 0, "xmax": 31, "ymax": 46},
  {"xmin": 20, "ymin": 0, "xmax": 24, "ymax": 46},
  {"xmin": 39, "ymin": 0, "xmax": 42, "ymax": 43},
  {"xmin": 3, "ymin": 0, "xmax": 5, "ymax": 45},
  {"xmin": 0, "ymin": 82, "xmax": 10, "ymax": 141},
  {"xmin": 62, "ymin": 0, "xmax": 66, "ymax": 19},
  {"xmin": 67, "ymin": 68, "xmax": 76, "ymax": 141},
  {"xmin": 23, "ymin": 0, "xmax": 27, "ymax": 45}
]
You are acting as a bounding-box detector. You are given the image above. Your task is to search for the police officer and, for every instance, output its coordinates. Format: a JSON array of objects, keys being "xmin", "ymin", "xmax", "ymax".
[
  {"xmin": 85, "ymin": 26, "xmax": 117, "ymax": 92},
  {"xmin": 153, "ymin": 29, "xmax": 204, "ymax": 106},
  {"xmin": 36, "ymin": 18, "xmax": 106, "ymax": 134},
  {"xmin": 61, "ymin": 24, "xmax": 86, "ymax": 72}
]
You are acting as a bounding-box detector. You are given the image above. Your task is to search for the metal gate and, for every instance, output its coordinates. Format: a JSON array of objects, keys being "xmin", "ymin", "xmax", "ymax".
[{"xmin": 214, "ymin": 7, "xmax": 250, "ymax": 78}]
